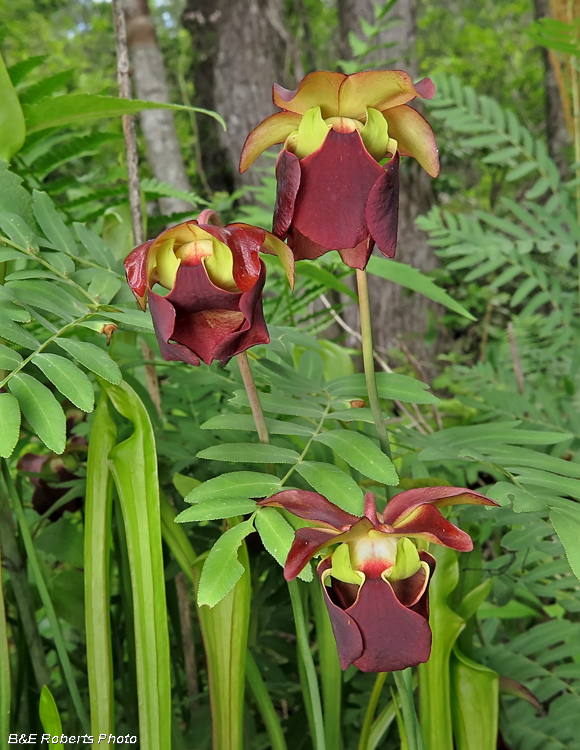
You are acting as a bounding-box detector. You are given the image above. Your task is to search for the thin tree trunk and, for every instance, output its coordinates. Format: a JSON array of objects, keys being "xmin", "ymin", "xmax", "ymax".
[
  {"xmin": 183, "ymin": 0, "xmax": 296, "ymax": 190},
  {"xmin": 339, "ymin": 0, "xmax": 437, "ymax": 369},
  {"xmin": 533, "ymin": 0, "xmax": 571, "ymax": 176},
  {"xmin": 123, "ymin": 0, "xmax": 194, "ymax": 216},
  {"xmin": 182, "ymin": 0, "xmax": 234, "ymax": 193},
  {"xmin": 213, "ymin": 0, "xmax": 293, "ymax": 188}
]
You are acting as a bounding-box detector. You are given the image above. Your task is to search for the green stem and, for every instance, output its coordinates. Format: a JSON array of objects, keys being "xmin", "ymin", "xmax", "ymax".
[
  {"xmin": 1, "ymin": 461, "xmax": 90, "ymax": 732},
  {"xmin": 237, "ymin": 351, "xmax": 270, "ymax": 445},
  {"xmin": 393, "ymin": 669, "xmax": 424, "ymax": 750},
  {"xmin": 355, "ymin": 269, "xmax": 392, "ymax": 460},
  {"xmin": 311, "ymin": 581, "xmax": 342, "ymax": 750},
  {"xmin": 358, "ymin": 672, "xmax": 387, "ymax": 750},
  {"xmin": 288, "ymin": 579, "xmax": 326, "ymax": 750},
  {"xmin": 246, "ymin": 651, "xmax": 287, "ymax": 750}
]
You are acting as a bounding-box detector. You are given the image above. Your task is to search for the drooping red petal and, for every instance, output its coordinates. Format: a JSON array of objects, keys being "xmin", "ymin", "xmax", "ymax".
[
  {"xmin": 413, "ymin": 77, "xmax": 436, "ymax": 100},
  {"xmin": 383, "ymin": 487, "xmax": 497, "ymax": 526},
  {"xmin": 410, "ymin": 551, "xmax": 436, "ymax": 620},
  {"xmin": 317, "ymin": 559, "xmax": 364, "ymax": 669},
  {"xmin": 273, "ymin": 72, "xmax": 345, "ymax": 118},
  {"xmin": 258, "ymin": 489, "xmax": 359, "ymax": 529},
  {"xmin": 337, "ymin": 236, "xmax": 375, "ymax": 270},
  {"xmin": 284, "ymin": 527, "xmax": 339, "ymax": 580},
  {"xmin": 223, "ymin": 224, "xmax": 265, "ymax": 292},
  {"xmin": 148, "ymin": 290, "xmax": 201, "ymax": 366},
  {"xmin": 383, "ymin": 104, "xmax": 440, "ymax": 178},
  {"xmin": 273, "ymin": 149, "xmax": 301, "ymax": 240},
  {"xmin": 366, "ymin": 153, "xmax": 400, "ymax": 258},
  {"xmin": 291, "ymin": 129, "xmax": 384, "ymax": 251},
  {"xmin": 239, "ymin": 111, "xmax": 303, "ymax": 173},
  {"xmin": 390, "ymin": 564, "xmax": 429, "ymax": 607},
  {"xmin": 392, "ymin": 504, "xmax": 474, "ymax": 551},
  {"xmin": 322, "ymin": 573, "xmax": 432, "ymax": 672},
  {"xmin": 153, "ymin": 262, "xmax": 269, "ymax": 366},
  {"xmin": 124, "ymin": 240, "xmax": 153, "ymax": 310}
]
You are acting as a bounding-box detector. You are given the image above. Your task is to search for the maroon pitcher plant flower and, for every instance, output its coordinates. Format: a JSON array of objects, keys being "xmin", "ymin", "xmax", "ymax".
[
  {"xmin": 239, "ymin": 70, "xmax": 439, "ymax": 269},
  {"xmin": 124, "ymin": 210, "xmax": 294, "ymax": 366},
  {"xmin": 259, "ymin": 486, "xmax": 498, "ymax": 672}
]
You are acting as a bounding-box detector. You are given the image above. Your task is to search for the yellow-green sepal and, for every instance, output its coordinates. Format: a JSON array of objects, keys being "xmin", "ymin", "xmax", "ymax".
[
  {"xmin": 154, "ymin": 238, "xmax": 180, "ymax": 290},
  {"xmin": 262, "ymin": 232, "xmax": 295, "ymax": 290},
  {"xmin": 386, "ymin": 537, "xmax": 421, "ymax": 582},
  {"xmin": 360, "ymin": 107, "xmax": 390, "ymax": 161},
  {"xmin": 204, "ymin": 236, "xmax": 237, "ymax": 292},
  {"xmin": 328, "ymin": 543, "xmax": 365, "ymax": 586},
  {"xmin": 294, "ymin": 106, "xmax": 330, "ymax": 159}
]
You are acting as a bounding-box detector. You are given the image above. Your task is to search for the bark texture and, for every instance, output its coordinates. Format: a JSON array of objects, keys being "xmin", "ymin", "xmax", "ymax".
[
  {"xmin": 533, "ymin": 0, "xmax": 571, "ymax": 176},
  {"xmin": 339, "ymin": 0, "xmax": 437, "ymax": 368},
  {"xmin": 123, "ymin": 0, "xmax": 194, "ymax": 215},
  {"xmin": 183, "ymin": 0, "xmax": 297, "ymax": 189}
]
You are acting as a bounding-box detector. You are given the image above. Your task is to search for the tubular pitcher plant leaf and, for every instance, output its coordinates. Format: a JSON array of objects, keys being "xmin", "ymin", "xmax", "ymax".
[
  {"xmin": 311, "ymin": 581, "xmax": 343, "ymax": 750},
  {"xmin": 84, "ymin": 396, "xmax": 117, "ymax": 738},
  {"xmin": 198, "ymin": 533, "xmax": 251, "ymax": 750},
  {"xmin": 450, "ymin": 646, "xmax": 499, "ymax": 750},
  {"xmin": 102, "ymin": 380, "xmax": 171, "ymax": 750},
  {"xmin": 419, "ymin": 547, "xmax": 464, "ymax": 750},
  {"xmin": 162, "ymin": 499, "xmax": 255, "ymax": 750}
]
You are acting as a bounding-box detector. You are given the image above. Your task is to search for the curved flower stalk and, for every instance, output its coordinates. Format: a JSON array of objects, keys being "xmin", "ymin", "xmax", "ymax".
[
  {"xmin": 240, "ymin": 71, "xmax": 439, "ymax": 269},
  {"xmin": 259, "ymin": 487, "xmax": 498, "ymax": 673},
  {"xmin": 124, "ymin": 210, "xmax": 295, "ymax": 366}
]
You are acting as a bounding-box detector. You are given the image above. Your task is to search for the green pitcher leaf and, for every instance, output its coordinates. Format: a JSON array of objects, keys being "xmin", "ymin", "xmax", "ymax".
[
  {"xmin": 197, "ymin": 519, "xmax": 255, "ymax": 608},
  {"xmin": 450, "ymin": 646, "xmax": 499, "ymax": 750},
  {"xmin": 33, "ymin": 353, "xmax": 94, "ymax": 412},
  {"xmin": 103, "ymin": 380, "xmax": 171, "ymax": 749},
  {"xmin": 8, "ymin": 373, "xmax": 66, "ymax": 453},
  {"xmin": 0, "ymin": 393, "xmax": 21, "ymax": 458},
  {"xmin": 313, "ymin": 430, "xmax": 398, "ymax": 485}
]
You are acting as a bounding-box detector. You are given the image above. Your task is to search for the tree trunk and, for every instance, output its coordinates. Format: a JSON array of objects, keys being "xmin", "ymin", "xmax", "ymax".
[
  {"xmin": 339, "ymin": 0, "xmax": 437, "ymax": 370},
  {"xmin": 183, "ymin": 0, "xmax": 297, "ymax": 190},
  {"xmin": 182, "ymin": 0, "xmax": 234, "ymax": 193},
  {"xmin": 123, "ymin": 0, "xmax": 194, "ymax": 215},
  {"xmin": 533, "ymin": 0, "xmax": 571, "ymax": 176}
]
